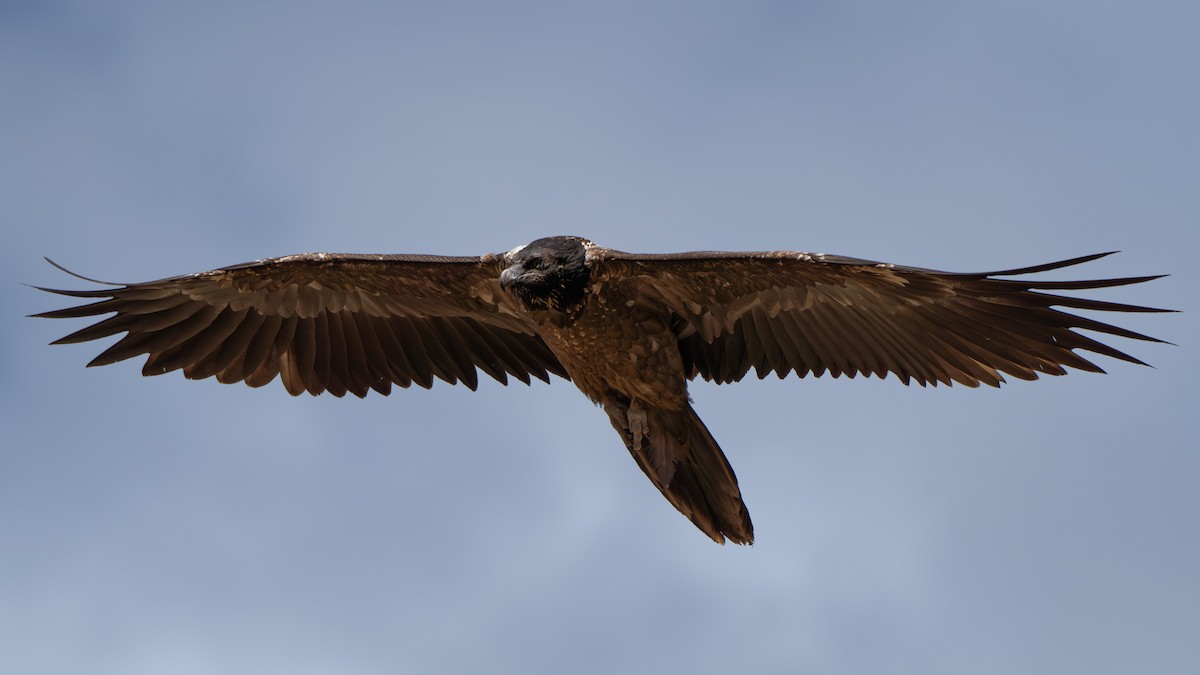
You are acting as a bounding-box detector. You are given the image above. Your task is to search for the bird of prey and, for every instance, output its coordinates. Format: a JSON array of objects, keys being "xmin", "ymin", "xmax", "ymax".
[{"xmin": 34, "ymin": 236, "xmax": 1170, "ymax": 544}]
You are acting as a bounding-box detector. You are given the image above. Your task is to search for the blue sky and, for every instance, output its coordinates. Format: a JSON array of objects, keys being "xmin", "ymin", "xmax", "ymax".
[{"xmin": 3, "ymin": 2, "xmax": 1197, "ymax": 674}]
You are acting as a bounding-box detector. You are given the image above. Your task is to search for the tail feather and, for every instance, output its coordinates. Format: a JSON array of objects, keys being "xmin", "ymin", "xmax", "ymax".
[{"xmin": 605, "ymin": 399, "xmax": 754, "ymax": 544}]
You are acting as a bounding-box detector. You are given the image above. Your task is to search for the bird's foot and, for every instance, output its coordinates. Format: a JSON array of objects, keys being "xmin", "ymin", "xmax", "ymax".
[{"xmin": 627, "ymin": 402, "xmax": 649, "ymax": 450}]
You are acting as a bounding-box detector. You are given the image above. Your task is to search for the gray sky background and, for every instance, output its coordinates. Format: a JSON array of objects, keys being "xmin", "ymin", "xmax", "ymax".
[{"xmin": 2, "ymin": 2, "xmax": 1197, "ymax": 674}]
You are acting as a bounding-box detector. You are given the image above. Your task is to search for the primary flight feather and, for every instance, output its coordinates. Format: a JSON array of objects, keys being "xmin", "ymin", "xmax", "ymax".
[{"xmin": 35, "ymin": 236, "xmax": 1171, "ymax": 544}]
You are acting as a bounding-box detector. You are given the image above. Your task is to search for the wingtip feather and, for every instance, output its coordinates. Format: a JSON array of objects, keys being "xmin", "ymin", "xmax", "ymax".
[
  {"xmin": 986, "ymin": 251, "xmax": 1120, "ymax": 276},
  {"xmin": 43, "ymin": 258, "xmax": 125, "ymax": 286}
]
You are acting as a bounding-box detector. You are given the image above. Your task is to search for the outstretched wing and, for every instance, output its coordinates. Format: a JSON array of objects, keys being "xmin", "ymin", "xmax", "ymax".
[
  {"xmin": 589, "ymin": 249, "xmax": 1171, "ymax": 387},
  {"xmin": 35, "ymin": 253, "xmax": 567, "ymax": 397}
]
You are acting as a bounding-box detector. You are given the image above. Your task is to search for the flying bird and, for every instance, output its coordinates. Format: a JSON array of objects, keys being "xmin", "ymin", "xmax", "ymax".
[{"xmin": 34, "ymin": 237, "xmax": 1171, "ymax": 544}]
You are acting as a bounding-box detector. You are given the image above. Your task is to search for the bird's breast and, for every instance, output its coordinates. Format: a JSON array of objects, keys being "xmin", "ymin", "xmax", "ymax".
[{"xmin": 531, "ymin": 293, "xmax": 689, "ymax": 410}]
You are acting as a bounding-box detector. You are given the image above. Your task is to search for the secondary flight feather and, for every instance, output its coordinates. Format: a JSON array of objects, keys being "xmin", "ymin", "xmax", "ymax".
[{"xmin": 34, "ymin": 237, "xmax": 1172, "ymax": 544}]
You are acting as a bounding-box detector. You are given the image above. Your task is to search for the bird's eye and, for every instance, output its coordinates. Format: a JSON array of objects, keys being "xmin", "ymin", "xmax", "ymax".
[{"xmin": 526, "ymin": 257, "xmax": 547, "ymax": 270}]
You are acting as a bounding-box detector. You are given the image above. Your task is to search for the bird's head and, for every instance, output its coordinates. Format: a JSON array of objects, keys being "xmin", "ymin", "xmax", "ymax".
[{"xmin": 500, "ymin": 236, "xmax": 593, "ymax": 315}]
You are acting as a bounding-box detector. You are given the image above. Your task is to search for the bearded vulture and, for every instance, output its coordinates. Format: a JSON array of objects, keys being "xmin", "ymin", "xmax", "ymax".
[{"xmin": 34, "ymin": 236, "xmax": 1172, "ymax": 544}]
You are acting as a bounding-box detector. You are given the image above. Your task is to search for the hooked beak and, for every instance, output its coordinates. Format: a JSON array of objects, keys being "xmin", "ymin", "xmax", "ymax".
[{"xmin": 499, "ymin": 266, "xmax": 518, "ymax": 290}]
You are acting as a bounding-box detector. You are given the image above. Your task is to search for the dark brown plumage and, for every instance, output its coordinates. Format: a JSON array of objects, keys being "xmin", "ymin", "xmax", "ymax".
[{"xmin": 34, "ymin": 236, "xmax": 1172, "ymax": 544}]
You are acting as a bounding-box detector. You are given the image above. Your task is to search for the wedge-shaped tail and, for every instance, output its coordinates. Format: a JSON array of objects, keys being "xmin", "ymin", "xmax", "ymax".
[{"xmin": 604, "ymin": 398, "xmax": 754, "ymax": 545}]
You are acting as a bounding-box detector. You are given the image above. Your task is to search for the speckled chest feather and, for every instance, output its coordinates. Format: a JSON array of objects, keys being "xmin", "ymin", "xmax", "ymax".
[{"xmin": 527, "ymin": 287, "xmax": 689, "ymax": 410}]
